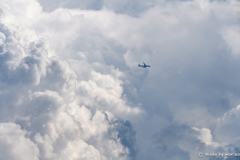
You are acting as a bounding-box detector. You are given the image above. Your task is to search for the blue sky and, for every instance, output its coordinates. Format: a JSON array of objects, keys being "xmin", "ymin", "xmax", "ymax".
[{"xmin": 0, "ymin": 0, "xmax": 240, "ymax": 159}]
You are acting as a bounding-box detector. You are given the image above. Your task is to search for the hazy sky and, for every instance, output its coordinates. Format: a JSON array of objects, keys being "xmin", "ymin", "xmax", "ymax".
[{"xmin": 0, "ymin": 0, "xmax": 240, "ymax": 159}]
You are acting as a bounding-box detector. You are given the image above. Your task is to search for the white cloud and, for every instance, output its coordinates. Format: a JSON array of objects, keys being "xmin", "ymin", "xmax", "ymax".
[
  {"xmin": 1, "ymin": 0, "xmax": 240, "ymax": 159},
  {"xmin": 192, "ymin": 127, "xmax": 220, "ymax": 147},
  {"xmin": 0, "ymin": 2, "xmax": 139, "ymax": 159},
  {"xmin": 59, "ymin": 139, "xmax": 101, "ymax": 160},
  {"xmin": 221, "ymin": 25, "xmax": 240, "ymax": 56},
  {"xmin": 0, "ymin": 123, "xmax": 39, "ymax": 160},
  {"xmin": 75, "ymin": 70, "xmax": 141, "ymax": 118}
]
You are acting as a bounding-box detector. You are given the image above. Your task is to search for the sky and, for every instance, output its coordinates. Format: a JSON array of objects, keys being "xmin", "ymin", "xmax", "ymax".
[{"xmin": 0, "ymin": 0, "xmax": 240, "ymax": 159}]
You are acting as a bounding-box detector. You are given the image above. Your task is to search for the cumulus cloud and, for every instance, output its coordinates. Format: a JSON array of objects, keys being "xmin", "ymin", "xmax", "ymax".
[
  {"xmin": 0, "ymin": 123, "xmax": 39, "ymax": 160},
  {"xmin": 1, "ymin": 0, "xmax": 240, "ymax": 159},
  {"xmin": 192, "ymin": 127, "xmax": 220, "ymax": 147},
  {"xmin": 0, "ymin": 1, "xmax": 139, "ymax": 159}
]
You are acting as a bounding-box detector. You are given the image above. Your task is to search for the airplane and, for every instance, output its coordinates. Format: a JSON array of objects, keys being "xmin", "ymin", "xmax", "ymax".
[{"xmin": 138, "ymin": 62, "xmax": 150, "ymax": 68}]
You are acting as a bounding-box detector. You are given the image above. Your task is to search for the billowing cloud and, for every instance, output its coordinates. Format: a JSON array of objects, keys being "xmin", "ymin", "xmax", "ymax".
[
  {"xmin": 0, "ymin": 123, "xmax": 39, "ymax": 160},
  {"xmin": 1, "ymin": 0, "xmax": 240, "ymax": 159},
  {"xmin": 0, "ymin": 1, "xmax": 139, "ymax": 159}
]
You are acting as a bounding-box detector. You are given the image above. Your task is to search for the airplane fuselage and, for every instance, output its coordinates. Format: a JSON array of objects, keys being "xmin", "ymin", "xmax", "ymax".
[{"xmin": 138, "ymin": 62, "xmax": 150, "ymax": 68}]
